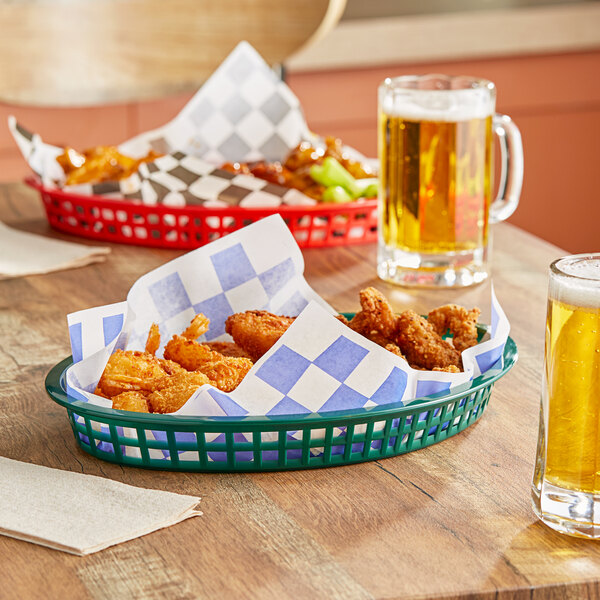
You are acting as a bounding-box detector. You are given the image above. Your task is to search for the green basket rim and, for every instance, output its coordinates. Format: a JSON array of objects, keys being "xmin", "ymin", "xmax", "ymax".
[{"xmin": 45, "ymin": 331, "xmax": 517, "ymax": 429}]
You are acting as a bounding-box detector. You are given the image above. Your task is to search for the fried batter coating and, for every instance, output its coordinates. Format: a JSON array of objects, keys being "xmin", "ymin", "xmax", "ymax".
[
  {"xmin": 432, "ymin": 365, "xmax": 461, "ymax": 373},
  {"xmin": 112, "ymin": 391, "xmax": 150, "ymax": 413},
  {"xmin": 427, "ymin": 305, "xmax": 481, "ymax": 352},
  {"xmin": 146, "ymin": 371, "xmax": 211, "ymax": 414},
  {"xmin": 358, "ymin": 287, "xmax": 398, "ymax": 335},
  {"xmin": 396, "ymin": 310, "xmax": 462, "ymax": 371},
  {"xmin": 225, "ymin": 310, "xmax": 295, "ymax": 361},
  {"xmin": 181, "ymin": 314, "xmax": 210, "ymax": 340},
  {"xmin": 163, "ymin": 335, "xmax": 253, "ymax": 392},
  {"xmin": 204, "ymin": 341, "xmax": 252, "ymax": 359},
  {"xmin": 347, "ymin": 311, "xmax": 397, "ymax": 348},
  {"xmin": 158, "ymin": 358, "xmax": 188, "ymax": 376},
  {"xmin": 97, "ymin": 350, "xmax": 168, "ymax": 397},
  {"xmin": 194, "ymin": 357, "xmax": 253, "ymax": 393},
  {"xmin": 385, "ymin": 343, "xmax": 406, "ymax": 359},
  {"xmin": 145, "ymin": 323, "xmax": 160, "ymax": 356}
]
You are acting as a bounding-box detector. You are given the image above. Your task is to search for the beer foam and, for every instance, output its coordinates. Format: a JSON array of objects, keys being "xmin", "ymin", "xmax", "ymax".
[
  {"xmin": 550, "ymin": 256, "xmax": 600, "ymax": 308},
  {"xmin": 381, "ymin": 88, "xmax": 494, "ymax": 122}
]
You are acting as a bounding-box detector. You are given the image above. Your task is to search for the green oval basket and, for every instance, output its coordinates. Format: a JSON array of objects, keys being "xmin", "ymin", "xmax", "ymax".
[{"xmin": 45, "ymin": 322, "xmax": 517, "ymax": 472}]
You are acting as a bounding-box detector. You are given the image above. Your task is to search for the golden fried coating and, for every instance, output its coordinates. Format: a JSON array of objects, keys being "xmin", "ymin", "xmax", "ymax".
[
  {"xmin": 146, "ymin": 371, "xmax": 211, "ymax": 414},
  {"xmin": 204, "ymin": 341, "xmax": 252, "ymax": 360},
  {"xmin": 145, "ymin": 323, "xmax": 160, "ymax": 356},
  {"xmin": 347, "ymin": 311, "xmax": 397, "ymax": 348},
  {"xmin": 385, "ymin": 343, "xmax": 406, "ymax": 359},
  {"xmin": 358, "ymin": 287, "xmax": 398, "ymax": 335},
  {"xmin": 225, "ymin": 310, "xmax": 296, "ymax": 361},
  {"xmin": 158, "ymin": 358, "xmax": 188, "ymax": 376},
  {"xmin": 181, "ymin": 314, "xmax": 210, "ymax": 340},
  {"xmin": 163, "ymin": 335, "xmax": 253, "ymax": 392},
  {"xmin": 432, "ymin": 365, "xmax": 462, "ymax": 373},
  {"xmin": 163, "ymin": 335, "xmax": 215, "ymax": 370},
  {"xmin": 427, "ymin": 305, "xmax": 481, "ymax": 352},
  {"xmin": 194, "ymin": 357, "xmax": 253, "ymax": 393},
  {"xmin": 396, "ymin": 310, "xmax": 462, "ymax": 371},
  {"xmin": 97, "ymin": 350, "xmax": 168, "ymax": 397},
  {"xmin": 111, "ymin": 391, "xmax": 150, "ymax": 413}
]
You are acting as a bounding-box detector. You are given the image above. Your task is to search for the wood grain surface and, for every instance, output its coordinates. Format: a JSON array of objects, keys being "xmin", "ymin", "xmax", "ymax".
[
  {"xmin": 0, "ymin": 0, "xmax": 345, "ymax": 106},
  {"xmin": 0, "ymin": 182, "xmax": 597, "ymax": 600}
]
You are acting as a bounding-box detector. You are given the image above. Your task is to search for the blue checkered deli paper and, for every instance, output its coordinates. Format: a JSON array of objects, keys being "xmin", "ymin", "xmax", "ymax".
[{"xmin": 64, "ymin": 215, "xmax": 510, "ymax": 462}]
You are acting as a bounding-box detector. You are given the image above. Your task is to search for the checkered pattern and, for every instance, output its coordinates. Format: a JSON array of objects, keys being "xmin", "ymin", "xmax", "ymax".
[
  {"xmin": 9, "ymin": 42, "xmax": 322, "ymax": 208},
  {"xmin": 119, "ymin": 41, "xmax": 309, "ymax": 163},
  {"xmin": 64, "ymin": 216, "xmax": 510, "ymax": 455}
]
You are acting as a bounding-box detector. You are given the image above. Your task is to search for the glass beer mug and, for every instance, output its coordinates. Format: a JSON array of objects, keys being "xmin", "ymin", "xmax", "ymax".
[
  {"xmin": 532, "ymin": 254, "xmax": 600, "ymax": 538},
  {"xmin": 377, "ymin": 75, "xmax": 523, "ymax": 287}
]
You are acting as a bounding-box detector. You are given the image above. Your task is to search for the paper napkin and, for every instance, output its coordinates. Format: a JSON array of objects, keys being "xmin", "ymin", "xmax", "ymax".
[
  {"xmin": 0, "ymin": 457, "xmax": 201, "ymax": 555},
  {"xmin": 0, "ymin": 220, "xmax": 109, "ymax": 280}
]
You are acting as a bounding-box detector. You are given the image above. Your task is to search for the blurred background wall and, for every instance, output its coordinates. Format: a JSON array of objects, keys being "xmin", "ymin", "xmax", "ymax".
[{"xmin": 1, "ymin": 0, "xmax": 598, "ymax": 252}]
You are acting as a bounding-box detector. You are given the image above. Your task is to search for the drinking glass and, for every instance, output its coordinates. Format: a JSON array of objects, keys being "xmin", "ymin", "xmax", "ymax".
[
  {"xmin": 532, "ymin": 254, "xmax": 600, "ymax": 538},
  {"xmin": 377, "ymin": 74, "xmax": 523, "ymax": 288}
]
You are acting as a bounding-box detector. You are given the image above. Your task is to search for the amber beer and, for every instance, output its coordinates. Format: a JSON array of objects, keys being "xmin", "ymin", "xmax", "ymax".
[
  {"xmin": 532, "ymin": 255, "xmax": 600, "ymax": 538},
  {"xmin": 377, "ymin": 75, "xmax": 522, "ymax": 288},
  {"xmin": 379, "ymin": 113, "xmax": 493, "ymax": 254}
]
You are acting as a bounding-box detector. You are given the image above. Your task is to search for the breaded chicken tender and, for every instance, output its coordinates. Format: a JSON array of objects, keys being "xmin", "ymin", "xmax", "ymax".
[
  {"xmin": 111, "ymin": 391, "xmax": 150, "ymax": 413},
  {"xmin": 396, "ymin": 310, "xmax": 462, "ymax": 371},
  {"xmin": 358, "ymin": 287, "xmax": 398, "ymax": 335},
  {"xmin": 97, "ymin": 350, "xmax": 168, "ymax": 397},
  {"xmin": 146, "ymin": 371, "xmax": 211, "ymax": 413},
  {"xmin": 225, "ymin": 310, "xmax": 295, "ymax": 361},
  {"xmin": 427, "ymin": 304, "xmax": 481, "ymax": 352}
]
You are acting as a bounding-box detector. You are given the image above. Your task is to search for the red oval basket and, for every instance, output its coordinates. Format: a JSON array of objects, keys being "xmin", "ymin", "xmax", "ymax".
[{"xmin": 26, "ymin": 177, "xmax": 378, "ymax": 249}]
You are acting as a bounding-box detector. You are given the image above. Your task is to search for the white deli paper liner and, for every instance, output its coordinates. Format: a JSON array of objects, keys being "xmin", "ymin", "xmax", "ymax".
[
  {"xmin": 8, "ymin": 42, "xmax": 335, "ymax": 208},
  {"xmin": 62, "ymin": 215, "xmax": 510, "ymax": 461}
]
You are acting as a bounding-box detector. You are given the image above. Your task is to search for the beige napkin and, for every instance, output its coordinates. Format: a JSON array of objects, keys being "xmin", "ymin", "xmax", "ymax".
[
  {"xmin": 0, "ymin": 457, "xmax": 202, "ymax": 555},
  {"xmin": 0, "ymin": 220, "xmax": 110, "ymax": 279}
]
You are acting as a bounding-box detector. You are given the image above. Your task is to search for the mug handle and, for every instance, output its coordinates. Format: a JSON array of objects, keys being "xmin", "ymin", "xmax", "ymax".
[{"xmin": 490, "ymin": 114, "xmax": 524, "ymax": 224}]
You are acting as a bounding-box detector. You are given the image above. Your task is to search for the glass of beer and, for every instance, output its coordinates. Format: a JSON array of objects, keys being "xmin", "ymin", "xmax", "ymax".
[
  {"xmin": 377, "ymin": 74, "xmax": 523, "ymax": 287},
  {"xmin": 532, "ymin": 254, "xmax": 600, "ymax": 538}
]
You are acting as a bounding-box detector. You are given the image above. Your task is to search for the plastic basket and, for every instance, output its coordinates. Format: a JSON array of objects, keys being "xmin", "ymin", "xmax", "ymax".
[
  {"xmin": 44, "ymin": 321, "xmax": 517, "ymax": 472},
  {"xmin": 25, "ymin": 177, "xmax": 378, "ymax": 249}
]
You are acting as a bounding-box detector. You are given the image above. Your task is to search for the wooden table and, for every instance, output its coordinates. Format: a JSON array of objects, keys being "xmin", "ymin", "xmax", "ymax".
[{"xmin": 0, "ymin": 182, "xmax": 596, "ymax": 600}]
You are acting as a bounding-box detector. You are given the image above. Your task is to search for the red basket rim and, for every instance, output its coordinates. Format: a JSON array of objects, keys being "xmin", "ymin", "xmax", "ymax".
[{"xmin": 24, "ymin": 175, "xmax": 378, "ymax": 215}]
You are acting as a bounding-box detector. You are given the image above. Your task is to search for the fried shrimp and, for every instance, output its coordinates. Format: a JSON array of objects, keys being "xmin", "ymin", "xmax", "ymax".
[
  {"xmin": 181, "ymin": 313, "xmax": 210, "ymax": 340},
  {"xmin": 204, "ymin": 341, "xmax": 252, "ymax": 359},
  {"xmin": 146, "ymin": 371, "xmax": 211, "ymax": 413},
  {"xmin": 163, "ymin": 334, "xmax": 253, "ymax": 392},
  {"xmin": 396, "ymin": 310, "xmax": 462, "ymax": 371},
  {"xmin": 112, "ymin": 391, "xmax": 150, "ymax": 413},
  {"xmin": 145, "ymin": 323, "xmax": 160, "ymax": 356},
  {"xmin": 225, "ymin": 310, "xmax": 295, "ymax": 361},
  {"xmin": 427, "ymin": 304, "xmax": 481, "ymax": 352},
  {"xmin": 97, "ymin": 350, "xmax": 168, "ymax": 397}
]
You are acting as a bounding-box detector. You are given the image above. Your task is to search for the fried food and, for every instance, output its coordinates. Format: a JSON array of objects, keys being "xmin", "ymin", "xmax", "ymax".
[
  {"xmin": 191, "ymin": 356, "xmax": 253, "ymax": 393},
  {"xmin": 181, "ymin": 313, "xmax": 210, "ymax": 340},
  {"xmin": 112, "ymin": 391, "xmax": 150, "ymax": 413},
  {"xmin": 145, "ymin": 323, "xmax": 160, "ymax": 356},
  {"xmin": 204, "ymin": 341, "xmax": 252, "ymax": 359},
  {"xmin": 146, "ymin": 371, "xmax": 211, "ymax": 414},
  {"xmin": 221, "ymin": 136, "xmax": 374, "ymax": 202},
  {"xmin": 163, "ymin": 332, "xmax": 253, "ymax": 392},
  {"xmin": 97, "ymin": 349, "xmax": 168, "ymax": 397},
  {"xmin": 427, "ymin": 305, "xmax": 481, "ymax": 352},
  {"xmin": 56, "ymin": 146, "xmax": 161, "ymax": 186},
  {"xmin": 225, "ymin": 310, "xmax": 296, "ymax": 362},
  {"xmin": 396, "ymin": 310, "xmax": 462, "ymax": 371}
]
